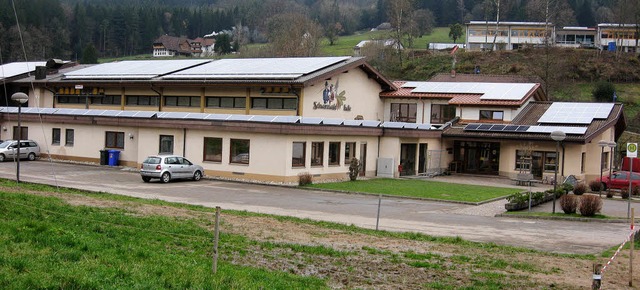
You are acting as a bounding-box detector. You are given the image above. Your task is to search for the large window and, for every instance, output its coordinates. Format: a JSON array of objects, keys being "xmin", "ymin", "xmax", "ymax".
[
  {"xmin": 204, "ymin": 137, "xmax": 222, "ymax": 162},
  {"xmin": 431, "ymin": 104, "xmax": 456, "ymax": 123},
  {"xmin": 230, "ymin": 139, "xmax": 250, "ymax": 164},
  {"xmin": 57, "ymin": 96, "xmax": 85, "ymax": 104},
  {"xmin": 159, "ymin": 135, "xmax": 174, "ymax": 154},
  {"xmin": 329, "ymin": 142, "xmax": 340, "ymax": 165},
  {"xmin": 126, "ymin": 96, "xmax": 158, "ymax": 106},
  {"xmin": 12, "ymin": 126, "xmax": 28, "ymax": 140},
  {"xmin": 105, "ymin": 131, "xmax": 124, "ymax": 149},
  {"xmin": 65, "ymin": 129, "xmax": 74, "ymax": 146},
  {"xmin": 292, "ymin": 142, "xmax": 306, "ymax": 167},
  {"xmin": 344, "ymin": 142, "xmax": 356, "ymax": 165},
  {"xmin": 480, "ymin": 110, "xmax": 504, "ymax": 120},
  {"xmin": 90, "ymin": 95, "xmax": 121, "ymax": 105},
  {"xmin": 206, "ymin": 97, "xmax": 246, "ymax": 108},
  {"xmin": 52, "ymin": 128, "xmax": 61, "ymax": 145},
  {"xmin": 164, "ymin": 96, "xmax": 200, "ymax": 107},
  {"xmin": 311, "ymin": 142, "xmax": 324, "ymax": 166},
  {"xmin": 390, "ymin": 103, "xmax": 417, "ymax": 122},
  {"xmin": 544, "ymin": 152, "xmax": 557, "ymax": 172},
  {"xmin": 515, "ymin": 150, "xmax": 531, "ymax": 171},
  {"xmin": 251, "ymin": 98, "xmax": 297, "ymax": 110}
]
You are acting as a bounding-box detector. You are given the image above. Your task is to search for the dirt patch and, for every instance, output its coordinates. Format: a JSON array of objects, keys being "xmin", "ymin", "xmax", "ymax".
[{"xmin": 17, "ymin": 187, "xmax": 639, "ymax": 289}]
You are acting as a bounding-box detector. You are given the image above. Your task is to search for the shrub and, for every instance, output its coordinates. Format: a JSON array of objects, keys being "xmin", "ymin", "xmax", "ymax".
[
  {"xmin": 559, "ymin": 194, "xmax": 578, "ymax": 214},
  {"xmin": 589, "ymin": 180, "xmax": 603, "ymax": 192},
  {"xmin": 579, "ymin": 195, "xmax": 602, "ymax": 217},
  {"xmin": 297, "ymin": 172, "xmax": 313, "ymax": 186},
  {"xmin": 348, "ymin": 158, "xmax": 360, "ymax": 181},
  {"xmin": 561, "ymin": 182, "xmax": 574, "ymax": 194},
  {"xmin": 592, "ymin": 80, "xmax": 615, "ymax": 102},
  {"xmin": 606, "ymin": 191, "xmax": 614, "ymax": 198},
  {"xmin": 572, "ymin": 183, "xmax": 587, "ymax": 195},
  {"xmin": 633, "ymin": 186, "xmax": 640, "ymax": 196},
  {"xmin": 506, "ymin": 192, "xmax": 528, "ymax": 204},
  {"xmin": 621, "ymin": 189, "xmax": 630, "ymax": 199}
]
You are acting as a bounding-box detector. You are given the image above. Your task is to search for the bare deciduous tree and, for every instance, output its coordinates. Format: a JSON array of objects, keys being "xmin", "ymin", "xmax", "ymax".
[{"xmin": 266, "ymin": 13, "xmax": 323, "ymax": 57}]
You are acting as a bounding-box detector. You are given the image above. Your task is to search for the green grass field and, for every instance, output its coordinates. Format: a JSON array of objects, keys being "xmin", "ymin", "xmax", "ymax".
[{"xmin": 307, "ymin": 178, "xmax": 519, "ymax": 203}]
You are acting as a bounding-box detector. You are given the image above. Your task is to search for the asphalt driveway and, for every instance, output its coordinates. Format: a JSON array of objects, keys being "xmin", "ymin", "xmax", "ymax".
[{"xmin": 0, "ymin": 160, "xmax": 636, "ymax": 254}]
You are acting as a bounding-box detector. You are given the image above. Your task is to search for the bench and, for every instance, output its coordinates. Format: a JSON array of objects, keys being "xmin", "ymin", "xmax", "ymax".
[{"xmin": 512, "ymin": 173, "xmax": 537, "ymax": 186}]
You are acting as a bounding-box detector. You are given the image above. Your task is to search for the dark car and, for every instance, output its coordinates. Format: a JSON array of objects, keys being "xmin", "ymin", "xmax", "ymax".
[{"xmin": 597, "ymin": 171, "xmax": 640, "ymax": 190}]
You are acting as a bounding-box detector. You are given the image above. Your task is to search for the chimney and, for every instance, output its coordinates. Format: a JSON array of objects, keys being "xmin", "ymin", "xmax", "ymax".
[{"xmin": 35, "ymin": 66, "xmax": 47, "ymax": 80}]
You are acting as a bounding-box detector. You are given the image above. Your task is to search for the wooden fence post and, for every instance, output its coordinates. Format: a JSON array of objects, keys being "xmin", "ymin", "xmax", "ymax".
[{"xmin": 592, "ymin": 263, "xmax": 602, "ymax": 290}]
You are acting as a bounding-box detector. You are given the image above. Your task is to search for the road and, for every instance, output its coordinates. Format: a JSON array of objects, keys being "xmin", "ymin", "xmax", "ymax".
[{"xmin": 0, "ymin": 160, "xmax": 634, "ymax": 254}]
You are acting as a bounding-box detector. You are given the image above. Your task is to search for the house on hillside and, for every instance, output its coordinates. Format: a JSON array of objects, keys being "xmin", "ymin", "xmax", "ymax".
[
  {"xmin": 192, "ymin": 37, "xmax": 215, "ymax": 57},
  {"xmin": 153, "ymin": 35, "xmax": 195, "ymax": 57},
  {"xmin": 353, "ymin": 39, "xmax": 403, "ymax": 56},
  {"xmin": 0, "ymin": 57, "xmax": 625, "ymax": 184}
]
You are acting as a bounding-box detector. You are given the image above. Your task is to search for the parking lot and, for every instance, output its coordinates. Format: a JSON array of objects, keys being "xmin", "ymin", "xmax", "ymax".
[{"xmin": 0, "ymin": 159, "xmax": 635, "ymax": 254}]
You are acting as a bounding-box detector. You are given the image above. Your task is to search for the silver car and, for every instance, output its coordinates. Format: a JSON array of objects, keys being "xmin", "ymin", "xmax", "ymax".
[
  {"xmin": 0, "ymin": 140, "xmax": 40, "ymax": 162},
  {"xmin": 140, "ymin": 155, "xmax": 204, "ymax": 183}
]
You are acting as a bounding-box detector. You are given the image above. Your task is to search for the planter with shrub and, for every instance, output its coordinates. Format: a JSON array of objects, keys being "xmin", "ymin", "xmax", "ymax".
[{"xmin": 505, "ymin": 190, "xmax": 554, "ymax": 211}]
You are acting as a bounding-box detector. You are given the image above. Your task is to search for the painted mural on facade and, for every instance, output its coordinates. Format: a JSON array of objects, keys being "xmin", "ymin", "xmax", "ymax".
[{"xmin": 313, "ymin": 78, "xmax": 351, "ymax": 111}]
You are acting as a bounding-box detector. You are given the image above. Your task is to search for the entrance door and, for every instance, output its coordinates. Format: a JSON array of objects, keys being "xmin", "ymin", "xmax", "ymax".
[
  {"xmin": 359, "ymin": 143, "xmax": 367, "ymax": 176},
  {"xmin": 531, "ymin": 152, "xmax": 543, "ymax": 179},
  {"xmin": 400, "ymin": 143, "xmax": 417, "ymax": 176},
  {"xmin": 418, "ymin": 143, "xmax": 428, "ymax": 174}
]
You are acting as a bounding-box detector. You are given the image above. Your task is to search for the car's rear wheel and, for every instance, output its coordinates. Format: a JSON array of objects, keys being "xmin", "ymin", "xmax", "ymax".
[
  {"xmin": 142, "ymin": 176, "xmax": 151, "ymax": 183},
  {"xmin": 161, "ymin": 172, "xmax": 171, "ymax": 183},
  {"xmin": 193, "ymin": 170, "xmax": 202, "ymax": 181},
  {"xmin": 27, "ymin": 152, "xmax": 36, "ymax": 161}
]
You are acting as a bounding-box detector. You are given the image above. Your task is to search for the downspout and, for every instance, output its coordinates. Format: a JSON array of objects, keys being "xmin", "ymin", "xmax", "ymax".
[
  {"xmin": 150, "ymin": 85, "xmax": 162, "ymax": 111},
  {"xmin": 183, "ymin": 128, "xmax": 187, "ymax": 157},
  {"xmin": 291, "ymin": 86, "xmax": 301, "ymax": 116},
  {"xmin": 561, "ymin": 142, "xmax": 566, "ymax": 178},
  {"xmin": 43, "ymin": 85, "xmax": 57, "ymax": 108}
]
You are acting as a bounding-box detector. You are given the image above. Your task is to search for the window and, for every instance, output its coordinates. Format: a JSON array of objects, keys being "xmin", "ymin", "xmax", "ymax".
[
  {"xmin": 206, "ymin": 97, "xmax": 246, "ymax": 108},
  {"xmin": 390, "ymin": 103, "xmax": 417, "ymax": 122},
  {"xmin": 344, "ymin": 142, "xmax": 356, "ymax": 165},
  {"xmin": 544, "ymin": 152, "xmax": 557, "ymax": 172},
  {"xmin": 251, "ymin": 98, "xmax": 297, "ymax": 110},
  {"xmin": 602, "ymin": 152, "xmax": 610, "ymax": 170},
  {"xmin": 204, "ymin": 137, "xmax": 222, "ymax": 162},
  {"xmin": 329, "ymin": 142, "xmax": 340, "ymax": 165},
  {"xmin": 480, "ymin": 110, "xmax": 504, "ymax": 120},
  {"xmin": 230, "ymin": 139, "xmax": 250, "ymax": 164},
  {"xmin": 90, "ymin": 95, "xmax": 121, "ymax": 105},
  {"xmin": 12, "ymin": 126, "xmax": 28, "ymax": 140},
  {"xmin": 431, "ymin": 104, "xmax": 456, "ymax": 123},
  {"xmin": 126, "ymin": 96, "xmax": 158, "ymax": 106},
  {"xmin": 292, "ymin": 142, "xmax": 306, "ymax": 167},
  {"xmin": 311, "ymin": 142, "xmax": 324, "ymax": 166},
  {"xmin": 57, "ymin": 96, "xmax": 85, "ymax": 104},
  {"xmin": 164, "ymin": 96, "xmax": 200, "ymax": 107},
  {"xmin": 159, "ymin": 135, "xmax": 174, "ymax": 154},
  {"xmin": 65, "ymin": 129, "xmax": 74, "ymax": 146},
  {"xmin": 105, "ymin": 131, "xmax": 124, "ymax": 149},
  {"xmin": 515, "ymin": 150, "xmax": 531, "ymax": 171},
  {"xmin": 52, "ymin": 128, "xmax": 61, "ymax": 145}
]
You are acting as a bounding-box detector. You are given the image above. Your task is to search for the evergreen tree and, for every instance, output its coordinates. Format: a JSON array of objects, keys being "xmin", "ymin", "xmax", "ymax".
[
  {"xmin": 81, "ymin": 44, "xmax": 99, "ymax": 64},
  {"xmin": 577, "ymin": 0, "xmax": 596, "ymax": 26}
]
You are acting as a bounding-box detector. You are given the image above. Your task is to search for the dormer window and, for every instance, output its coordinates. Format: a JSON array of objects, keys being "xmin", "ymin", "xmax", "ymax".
[{"xmin": 480, "ymin": 110, "xmax": 504, "ymax": 120}]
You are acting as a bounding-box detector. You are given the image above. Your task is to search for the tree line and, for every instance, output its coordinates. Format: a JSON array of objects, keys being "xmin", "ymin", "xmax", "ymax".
[{"xmin": 0, "ymin": 0, "xmax": 634, "ymax": 63}]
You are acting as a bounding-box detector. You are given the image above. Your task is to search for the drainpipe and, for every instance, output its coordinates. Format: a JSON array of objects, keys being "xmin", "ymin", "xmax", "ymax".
[
  {"xmin": 183, "ymin": 128, "xmax": 187, "ymax": 157},
  {"xmin": 561, "ymin": 142, "xmax": 566, "ymax": 178},
  {"xmin": 150, "ymin": 85, "xmax": 162, "ymax": 111}
]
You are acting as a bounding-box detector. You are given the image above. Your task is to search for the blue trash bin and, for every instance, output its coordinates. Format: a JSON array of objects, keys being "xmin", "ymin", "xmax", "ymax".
[{"xmin": 107, "ymin": 150, "xmax": 121, "ymax": 166}]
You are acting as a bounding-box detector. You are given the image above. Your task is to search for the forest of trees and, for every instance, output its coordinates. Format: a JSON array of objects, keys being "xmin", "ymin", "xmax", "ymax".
[{"xmin": 0, "ymin": 0, "xmax": 635, "ymax": 63}]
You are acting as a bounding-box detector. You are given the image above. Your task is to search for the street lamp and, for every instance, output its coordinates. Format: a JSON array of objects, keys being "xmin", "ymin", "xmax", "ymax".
[
  {"xmin": 11, "ymin": 92, "xmax": 28, "ymax": 183},
  {"xmin": 607, "ymin": 141, "xmax": 616, "ymax": 198},
  {"xmin": 598, "ymin": 140, "xmax": 609, "ymax": 197},
  {"xmin": 550, "ymin": 130, "xmax": 566, "ymax": 214}
]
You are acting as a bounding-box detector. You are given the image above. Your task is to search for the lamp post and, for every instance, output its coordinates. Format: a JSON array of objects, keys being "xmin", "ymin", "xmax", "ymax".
[
  {"xmin": 598, "ymin": 140, "xmax": 609, "ymax": 197},
  {"xmin": 550, "ymin": 130, "xmax": 566, "ymax": 214},
  {"xmin": 607, "ymin": 141, "xmax": 616, "ymax": 198},
  {"xmin": 11, "ymin": 92, "xmax": 28, "ymax": 183}
]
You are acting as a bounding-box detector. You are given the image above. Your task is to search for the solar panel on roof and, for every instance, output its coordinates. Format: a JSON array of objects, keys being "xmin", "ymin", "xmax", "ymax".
[
  {"xmin": 250, "ymin": 115, "xmax": 276, "ymax": 122},
  {"xmin": 402, "ymin": 123, "xmax": 419, "ymax": 129},
  {"xmin": 227, "ymin": 115, "xmax": 253, "ymax": 121},
  {"xmin": 362, "ymin": 120, "xmax": 381, "ymax": 127},
  {"xmin": 185, "ymin": 113, "xmax": 209, "ymax": 119},
  {"xmin": 538, "ymin": 102, "xmax": 614, "ymax": 124},
  {"xmin": 321, "ymin": 118, "xmax": 343, "ymax": 125},
  {"xmin": 465, "ymin": 123, "xmax": 481, "ymax": 130},
  {"xmin": 63, "ymin": 60, "xmax": 210, "ymax": 80},
  {"xmin": 409, "ymin": 82, "xmax": 535, "ymax": 101},
  {"xmin": 490, "ymin": 124, "xmax": 506, "ymax": 131},
  {"xmin": 526, "ymin": 126, "xmax": 587, "ymax": 134},
  {"xmin": 157, "ymin": 112, "xmax": 191, "ymax": 119},
  {"xmin": 101, "ymin": 110, "xmax": 121, "ymax": 117},
  {"xmin": 416, "ymin": 123, "xmax": 434, "ymax": 130},
  {"xmin": 205, "ymin": 114, "xmax": 232, "ymax": 120},
  {"xmin": 343, "ymin": 120, "xmax": 363, "ymax": 126},
  {"xmin": 516, "ymin": 126, "xmax": 530, "ymax": 132},
  {"xmin": 478, "ymin": 124, "xmax": 493, "ymax": 130},
  {"xmin": 381, "ymin": 122, "xmax": 405, "ymax": 128},
  {"xmin": 272, "ymin": 116, "xmax": 300, "ymax": 123},
  {"xmin": 503, "ymin": 125, "xmax": 519, "ymax": 131},
  {"xmin": 300, "ymin": 117, "xmax": 323, "ymax": 124}
]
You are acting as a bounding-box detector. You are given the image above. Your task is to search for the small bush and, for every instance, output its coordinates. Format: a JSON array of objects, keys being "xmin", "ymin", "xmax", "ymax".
[
  {"xmin": 348, "ymin": 158, "xmax": 360, "ymax": 181},
  {"xmin": 592, "ymin": 80, "xmax": 615, "ymax": 102},
  {"xmin": 621, "ymin": 189, "xmax": 630, "ymax": 199},
  {"xmin": 561, "ymin": 182, "xmax": 574, "ymax": 194},
  {"xmin": 589, "ymin": 180, "xmax": 602, "ymax": 192},
  {"xmin": 559, "ymin": 194, "xmax": 578, "ymax": 214},
  {"xmin": 579, "ymin": 195, "xmax": 603, "ymax": 217},
  {"xmin": 572, "ymin": 183, "xmax": 587, "ymax": 195},
  {"xmin": 633, "ymin": 186, "xmax": 640, "ymax": 196},
  {"xmin": 298, "ymin": 172, "xmax": 313, "ymax": 186},
  {"xmin": 606, "ymin": 191, "xmax": 614, "ymax": 198},
  {"xmin": 506, "ymin": 192, "xmax": 528, "ymax": 204}
]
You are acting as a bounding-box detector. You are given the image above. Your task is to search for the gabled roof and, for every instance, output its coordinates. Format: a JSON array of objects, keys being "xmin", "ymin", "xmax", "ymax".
[
  {"xmin": 443, "ymin": 101, "xmax": 626, "ymax": 144},
  {"xmin": 153, "ymin": 35, "xmax": 193, "ymax": 54}
]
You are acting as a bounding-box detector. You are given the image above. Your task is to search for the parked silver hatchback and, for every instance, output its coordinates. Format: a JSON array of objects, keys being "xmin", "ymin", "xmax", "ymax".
[
  {"xmin": 140, "ymin": 154, "xmax": 204, "ymax": 183},
  {"xmin": 0, "ymin": 140, "xmax": 40, "ymax": 162}
]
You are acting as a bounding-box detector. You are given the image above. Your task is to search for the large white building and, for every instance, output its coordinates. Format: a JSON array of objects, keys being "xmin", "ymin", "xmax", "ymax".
[{"xmin": 0, "ymin": 57, "xmax": 625, "ymax": 184}]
